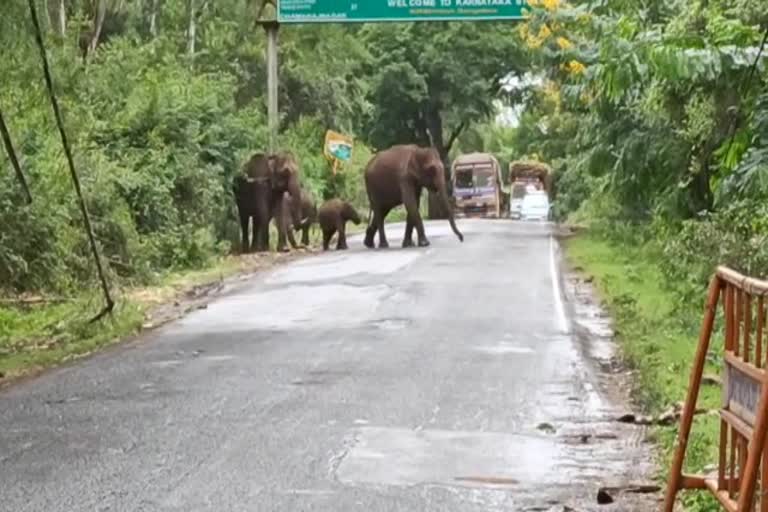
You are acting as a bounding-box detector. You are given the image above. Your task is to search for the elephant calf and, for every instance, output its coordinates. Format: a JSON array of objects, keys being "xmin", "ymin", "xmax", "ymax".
[
  {"xmin": 281, "ymin": 189, "xmax": 317, "ymax": 249},
  {"xmin": 317, "ymin": 199, "xmax": 362, "ymax": 251}
]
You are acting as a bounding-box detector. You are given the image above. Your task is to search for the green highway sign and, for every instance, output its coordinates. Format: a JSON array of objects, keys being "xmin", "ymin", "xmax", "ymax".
[{"xmin": 277, "ymin": 0, "xmax": 528, "ymax": 23}]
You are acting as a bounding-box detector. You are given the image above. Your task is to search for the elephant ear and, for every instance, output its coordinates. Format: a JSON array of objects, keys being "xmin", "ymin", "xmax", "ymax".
[{"xmin": 413, "ymin": 147, "xmax": 443, "ymax": 186}]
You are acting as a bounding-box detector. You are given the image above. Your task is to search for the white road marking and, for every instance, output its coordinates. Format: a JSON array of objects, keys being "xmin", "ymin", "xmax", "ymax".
[{"xmin": 549, "ymin": 236, "xmax": 569, "ymax": 333}]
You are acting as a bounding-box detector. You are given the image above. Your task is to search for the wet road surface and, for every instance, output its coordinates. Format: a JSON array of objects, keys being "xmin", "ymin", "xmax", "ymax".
[{"xmin": 0, "ymin": 219, "xmax": 654, "ymax": 511}]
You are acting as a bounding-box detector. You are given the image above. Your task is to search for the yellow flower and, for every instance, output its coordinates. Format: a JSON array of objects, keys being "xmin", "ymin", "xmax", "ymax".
[
  {"xmin": 538, "ymin": 24, "xmax": 552, "ymax": 40},
  {"xmin": 556, "ymin": 36, "xmax": 573, "ymax": 50},
  {"xmin": 566, "ymin": 60, "xmax": 586, "ymax": 75},
  {"xmin": 527, "ymin": 0, "xmax": 568, "ymax": 12},
  {"xmin": 526, "ymin": 36, "xmax": 543, "ymax": 49}
]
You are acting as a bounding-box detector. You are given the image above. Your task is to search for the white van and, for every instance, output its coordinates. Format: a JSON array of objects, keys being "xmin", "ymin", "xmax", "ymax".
[{"xmin": 520, "ymin": 191, "xmax": 551, "ymax": 221}]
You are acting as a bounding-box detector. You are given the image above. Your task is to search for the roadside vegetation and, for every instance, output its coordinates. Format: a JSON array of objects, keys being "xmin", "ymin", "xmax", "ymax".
[{"xmin": 473, "ymin": 1, "xmax": 765, "ymax": 510}]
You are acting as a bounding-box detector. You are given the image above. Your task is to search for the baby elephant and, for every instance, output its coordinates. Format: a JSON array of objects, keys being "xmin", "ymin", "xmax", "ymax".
[
  {"xmin": 281, "ymin": 189, "xmax": 317, "ymax": 249},
  {"xmin": 318, "ymin": 199, "xmax": 362, "ymax": 250}
]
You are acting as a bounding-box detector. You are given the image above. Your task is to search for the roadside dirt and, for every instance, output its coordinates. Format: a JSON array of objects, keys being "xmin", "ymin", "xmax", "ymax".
[
  {"xmin": 0, "ymin": 248, "xmax": 321, "ymax": 390},
  {"xmin": 134, "ymin": 248, "xmax": 321, "ymax": 332},
  {"xmin": 554, "ymin": 258, "xmax": 663, "ymax": 511}
]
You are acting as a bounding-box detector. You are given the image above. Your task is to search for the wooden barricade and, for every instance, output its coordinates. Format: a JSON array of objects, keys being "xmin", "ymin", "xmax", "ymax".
[{"xmin": 665, "ymin": 267, "xmax": 768, "ymax": 512}]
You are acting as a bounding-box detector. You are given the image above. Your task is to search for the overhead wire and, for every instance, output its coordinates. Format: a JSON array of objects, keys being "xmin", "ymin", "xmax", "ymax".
[{"xmin": 26, "ymin": 0, "xmax": 114, "ymax": 321}]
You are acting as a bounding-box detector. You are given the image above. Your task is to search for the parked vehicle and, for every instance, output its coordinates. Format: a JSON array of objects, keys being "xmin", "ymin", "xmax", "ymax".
[
  {"xmin": 508, "ymin": 160, "xmax": 553, "ymax": 199},
  {"xmin": 451, "ymin": 153, "xmax": 503, "ymax": 218},
  {"xmin": 507, "ymin": 160, "xmax": 554, "ymax": 221},
  {"xmin": 509, "ymin": 181, "xmax": 527, "ymax": 219},
  {"xmin": 520, "ymin": 191, "xmax": 551, "ymax": 221}
]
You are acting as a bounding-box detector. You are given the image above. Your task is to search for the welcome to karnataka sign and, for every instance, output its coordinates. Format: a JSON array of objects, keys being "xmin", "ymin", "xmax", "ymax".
[{"xmin": 277, "ymin": 0, "xmax": 528, "ymax": 23}]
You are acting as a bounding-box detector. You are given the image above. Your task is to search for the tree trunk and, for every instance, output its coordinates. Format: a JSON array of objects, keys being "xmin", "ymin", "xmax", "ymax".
[
  {"xmin": 187, "ymin": 0, "xmax": 196, "ymax": 56},
  {"xmin": 50, "ymin": 0, "xmax": 66, "ymax": 36},
  {"xmin": 424, "ymin": 105, "xmax": 466, "ymax": 220},
  {"xmin": 149, "ymin": 0, "xmax": 159, "ymax": 38},
  {"xmin": 43, "ymin": 0, "xmax": 51, "ymax": 31},
  {"xmin": 88, "ymin": 0, "xmax": 107, "ymax": 55}
]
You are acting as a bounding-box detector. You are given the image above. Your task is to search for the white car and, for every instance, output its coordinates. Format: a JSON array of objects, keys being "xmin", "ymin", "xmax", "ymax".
[
  {"xmin": 509, "ymin": 197, "xmax": 524, "ymax": 219},
  {"xmin": 520, "ymin": 192, "xmax": 551, "ymax": 221}
]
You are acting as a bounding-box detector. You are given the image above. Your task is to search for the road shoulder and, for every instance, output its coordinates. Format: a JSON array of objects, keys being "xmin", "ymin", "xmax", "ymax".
[
  {"xmin": 0, "ymin": 248, "xmax": 319, "ymax": 389},
  {"xmin": 559, "ymin": 231, "xmax": 664, "ymax": 509}
]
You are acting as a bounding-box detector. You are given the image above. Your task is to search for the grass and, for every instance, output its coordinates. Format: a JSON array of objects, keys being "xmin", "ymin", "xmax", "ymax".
[
  {"xmin": 565, "ymin": 232, "xmax": 722, "ymax": 511},
  {"xmin": 0, "ymin": 297, "xmax": 143, "ymax": 380},
  {"xmin": 0, "ymin": 248, "xmax": 296, "ymax": 382}
]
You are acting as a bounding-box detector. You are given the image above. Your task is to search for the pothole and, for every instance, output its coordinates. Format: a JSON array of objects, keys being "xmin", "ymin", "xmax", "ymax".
[{"xmin": 291, "ymin": 379, "xmax": 325, "ymax": 386}]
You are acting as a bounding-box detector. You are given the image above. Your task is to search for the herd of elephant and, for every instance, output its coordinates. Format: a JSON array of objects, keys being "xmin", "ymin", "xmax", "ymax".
[{"xmin": 233, "ymin": 144, "xmax": 465, "ymax": 253}]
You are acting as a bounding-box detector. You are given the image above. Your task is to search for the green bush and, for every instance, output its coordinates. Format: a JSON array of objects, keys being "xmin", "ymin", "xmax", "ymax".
[
  {"xmin": 660, "ymin": 200, "xmax": 768, "ymax": 303},
  {"xmin": 0, "ymin": 28, "xmax": 370, "ymax": 295}
]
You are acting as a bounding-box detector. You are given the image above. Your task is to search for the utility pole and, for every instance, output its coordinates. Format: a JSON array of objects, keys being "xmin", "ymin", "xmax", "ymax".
[{"xmin": 263, "ymin": 21, "xmax": 279, "ymax": 153}]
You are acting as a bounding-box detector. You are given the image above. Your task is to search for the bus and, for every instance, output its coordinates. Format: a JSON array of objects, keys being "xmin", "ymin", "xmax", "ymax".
[{"xmin": 451, "ymin": 153, "xmax": 503, "ymax": 218}]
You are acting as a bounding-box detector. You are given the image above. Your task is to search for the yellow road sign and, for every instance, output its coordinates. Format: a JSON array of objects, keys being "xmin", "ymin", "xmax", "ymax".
[{"xmin": 324, "ymin": 130, "xmax": 353, "ymax": 164}]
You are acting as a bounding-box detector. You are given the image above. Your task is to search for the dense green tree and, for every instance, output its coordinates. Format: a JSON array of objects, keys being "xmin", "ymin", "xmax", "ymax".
[{"xmin": 361, "ymin": 22, "xmax": 525, "ymax": 164}]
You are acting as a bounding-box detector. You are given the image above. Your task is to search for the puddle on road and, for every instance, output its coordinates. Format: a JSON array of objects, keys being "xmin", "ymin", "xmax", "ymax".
[
  {"xmin": 473, "ymin": 342, "xmax": 535, "ymax": 355},
  {"xmin": 566, "ymin": 277, "xmax": 617, "ymax": 363},
  {"xmin": 176, "ymin": 284, "xmax": 390, "ymax": 332},
  {"xmin": 369, "ymin": 318, "xmax": 411, "ymax": 331},
  {"xmin": 265, "ymin": 251, "xmax": 422, "ymax": 285},
  {"xmin": 335, "ymin": 426, "xmax": 644, "ymax": 493},
  {"xmin": 150, "ymin": 359, "xmax": 182, "ymax": 368},
  {"xmin": 201, "ymin": 355, "xmax": 236, "ymax": 362}
]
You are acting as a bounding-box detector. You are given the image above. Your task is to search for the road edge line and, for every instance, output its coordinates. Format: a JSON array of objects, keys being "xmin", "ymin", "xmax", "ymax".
[{"xmin": 550, "ymin": 234, "xmax": 569, "ymax": 333}]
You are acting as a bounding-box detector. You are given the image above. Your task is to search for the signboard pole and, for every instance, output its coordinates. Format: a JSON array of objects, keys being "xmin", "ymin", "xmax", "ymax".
[{"xmin": 264, "ymin": 21, "xmax": 279, "ymax": 153}]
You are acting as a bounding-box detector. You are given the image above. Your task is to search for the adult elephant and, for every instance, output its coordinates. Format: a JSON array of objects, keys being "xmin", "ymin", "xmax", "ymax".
[
  {"xmin": 363, "ymin": 144, "xmax": 464, "ymax": 248},
  {"xmin": 233, "ymin": 151, "xmax": 303, "ymax": 253}
]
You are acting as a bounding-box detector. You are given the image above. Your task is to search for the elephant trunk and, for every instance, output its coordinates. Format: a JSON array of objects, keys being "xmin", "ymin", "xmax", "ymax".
[{"xmin": 440, "ymin": 187, "xmax": 464, "ymax": 243}]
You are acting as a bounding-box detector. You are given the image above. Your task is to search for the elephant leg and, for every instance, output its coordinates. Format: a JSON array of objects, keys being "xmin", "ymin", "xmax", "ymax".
[
  {"xmin": 239, "ymin": 212, "xmax": 251, "ymax": 253},
  {"xmin": 377, "ymin": 207, "xmax": 390, "ymax": 249},
  {"xmin": 287, "ymin": 224, "xmax": 299, "ymax": 249},
  {"xmin": 254, "ymin": 199, "xmax": 271, "ymax": 252},
  {"xmin": 402, "ymin": 185, "xmax": 428, "ymax": 247},
  {"xmin": 322, "ymin": 228, "xmax": 334, "ymax": 251},
  {"xmin": 364, "ymin": 208, "xmax": 378, "ymax": 249},
  {"xmin": 337, "ymin": 221, "xmax": 348, "ymax": 250},
  {"xmin": 274, "ymin": 200, "xmax": 290, "ymax": 253},
  {"xmin": 403, "ymin": 188, "xmax": 422, "ymax": 248},
  {"xmin": 402, "ymin": 219, "xmax": 415, "ymax": 248},
  {"xmin": 262, "ymin": 219, "xmax": 270, "ymax": 251},
  {"xmin": 255, "ymin": 225, "xmax": 265, "ymax": 251},
  {"xmin": 252, "ymin": 218, "xmax": 262, "ymax": 252},
  {"xmin": 301, "ymin": 226, "xmax": 310, "ymax": 247}
]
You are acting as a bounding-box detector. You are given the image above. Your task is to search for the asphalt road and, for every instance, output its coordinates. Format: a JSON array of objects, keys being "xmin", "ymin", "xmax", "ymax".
[{"xmin": 0, "ymin": 219, "xmax": 653, "ymax": 511}]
